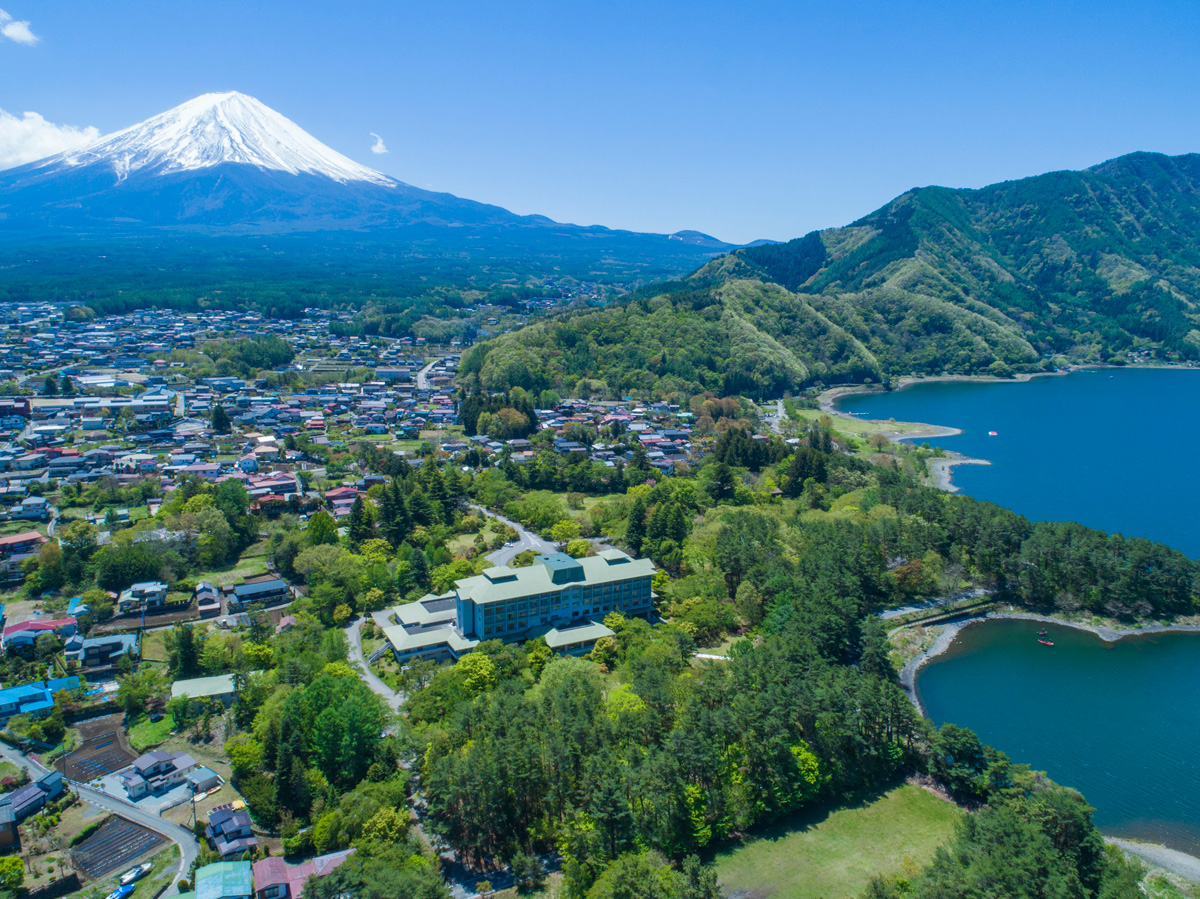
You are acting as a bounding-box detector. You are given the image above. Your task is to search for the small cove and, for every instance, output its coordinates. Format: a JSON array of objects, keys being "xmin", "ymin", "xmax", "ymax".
[
  {"xmin": 838, "ymin": 369, "xmax": 1200, "ymax": 854},
  {"xmin": 917, "ymin": 619, "xmax": 1200, "ymax": 855}
]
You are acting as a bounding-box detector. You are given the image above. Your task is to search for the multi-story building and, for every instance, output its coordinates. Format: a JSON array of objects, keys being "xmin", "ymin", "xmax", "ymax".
[{"xmin": 383, "ymin": 549, "xmax": 655, "ymax": 663}]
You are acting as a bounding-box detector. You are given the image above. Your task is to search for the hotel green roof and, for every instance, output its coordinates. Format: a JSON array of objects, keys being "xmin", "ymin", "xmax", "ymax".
[{"xmin": 454, "ymin": 549, "xmax": 653, "ymax": 606}]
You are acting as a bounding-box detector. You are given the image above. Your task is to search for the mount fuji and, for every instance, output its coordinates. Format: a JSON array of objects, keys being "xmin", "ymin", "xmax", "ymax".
[{"xmin": 0, "ymin": 92, "xmax": 729, "ymax": 249}]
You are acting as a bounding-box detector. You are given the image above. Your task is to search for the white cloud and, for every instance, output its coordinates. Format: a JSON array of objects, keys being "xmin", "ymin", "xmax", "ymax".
[
  {"xmin": 0, "ymin": 9, "xmax": 38, "ymax": 45},
  {"xmin": 0, "ymin": 108, "xmax": 100, "ymax": 170},
  {"xmin": 370, "ymin": 132, "xmax": 388, "ymax": 155}
]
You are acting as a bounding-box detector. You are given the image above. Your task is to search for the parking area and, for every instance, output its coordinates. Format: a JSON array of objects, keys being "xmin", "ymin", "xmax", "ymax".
[
  {"xmin": 56, "ymin": 714, "xmax": 137, "ymax": 782},
  {"xmin": 70, "ymin": 814, "xmax": 166, "ymax": 879}
]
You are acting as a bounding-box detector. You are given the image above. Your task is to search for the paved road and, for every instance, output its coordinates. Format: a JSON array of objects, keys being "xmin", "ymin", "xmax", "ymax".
[
  {"xmin": 469, "ymin": 504, "xmax": 556, "ymax": 566},
  {"xmin": 345, "ymin": 618, "xmax": 406, "ymax": 712},
  {"xmin": 879, "ymin": 587, "xmax": 990, "ymax": 620},
  {"xmin": 415, "ymin": 358, "xmax": 439, "ymax": 390},
  {"xmin": 0, "ymin": 741, "xmax": 198, "ymax": 893}
]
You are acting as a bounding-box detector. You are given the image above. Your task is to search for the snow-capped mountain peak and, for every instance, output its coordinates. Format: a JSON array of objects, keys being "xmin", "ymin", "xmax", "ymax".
[{"xmin": 38, "ymin": 91, "xmax": 395, "ymax": 186}]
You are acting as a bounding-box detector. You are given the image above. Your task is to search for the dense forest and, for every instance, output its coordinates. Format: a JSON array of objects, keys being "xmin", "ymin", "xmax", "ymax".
[
  {"xmin": 463, "ymin": 151, "xmax": 1200, "ymax": 401},
  {"xmin": 0, "ymin": 227, "xmax": 723, "ymax": 329},
  {"xmin": 387, "ymin": 429, "xmax": 1193, "ymax": 896}
]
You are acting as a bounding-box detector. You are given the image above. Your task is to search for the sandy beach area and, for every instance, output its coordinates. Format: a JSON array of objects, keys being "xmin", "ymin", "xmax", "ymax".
[{"xmin": 927, "ymin": 456, "xmax": 990, "ymax": 492}]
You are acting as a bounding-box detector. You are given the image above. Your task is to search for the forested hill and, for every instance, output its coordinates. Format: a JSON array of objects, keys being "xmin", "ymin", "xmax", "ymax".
[{"xmin": 464, "ymin": 152, "xmax": 1200, "ymax": 400}]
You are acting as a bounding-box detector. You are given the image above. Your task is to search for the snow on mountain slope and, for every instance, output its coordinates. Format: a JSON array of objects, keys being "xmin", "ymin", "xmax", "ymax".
[{"xmin": 28, "ymin": 91, "xmax": 395, "ymax": 186}]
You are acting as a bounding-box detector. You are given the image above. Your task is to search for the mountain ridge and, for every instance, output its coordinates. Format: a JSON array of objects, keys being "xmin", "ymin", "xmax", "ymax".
[
  {"xmin": 0, "ymin": 92, "xmax": 737, "ymax": 257},
  {"xmin": 461, "ymin": 150, "xmax": 1200, "ymax": 400}
]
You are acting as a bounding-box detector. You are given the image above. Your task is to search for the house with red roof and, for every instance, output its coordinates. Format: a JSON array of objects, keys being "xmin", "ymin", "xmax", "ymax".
[
  {"xmin": 252, "ymin": 848, "xmax": 355, "ymax": 899},
  {"xmin": 3, "ymin": 617, "xmax": 77, "ymax": 654}
]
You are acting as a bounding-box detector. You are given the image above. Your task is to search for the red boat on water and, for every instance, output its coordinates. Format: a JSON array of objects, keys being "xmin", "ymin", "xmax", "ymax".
[
  {"xmin": 1038, "ymin": 639, "xmax": 1054, "ymax": 646},
  {"xmin": 1037, "ymin": 629, "xmax": 1048, "ymax": 636}
]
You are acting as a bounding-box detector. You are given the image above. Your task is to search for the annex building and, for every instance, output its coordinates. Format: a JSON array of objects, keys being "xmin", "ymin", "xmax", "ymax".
[{"xmin": 382, "ymin": 549, "xmax": 654, "ymax": 663}]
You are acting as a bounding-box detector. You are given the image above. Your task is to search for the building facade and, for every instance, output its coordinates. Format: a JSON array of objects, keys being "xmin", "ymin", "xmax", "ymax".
[{"xmin": 384, "ymin": 549, "xmax": 654, "ymax": 663}]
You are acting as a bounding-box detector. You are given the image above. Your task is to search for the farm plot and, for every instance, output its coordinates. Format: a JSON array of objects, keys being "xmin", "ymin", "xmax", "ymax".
[
  {"xmin": 56, "ymin": 715, "xmax": 136, "ymax": 782},
  {"xmin": 70, "ymin": 815, "xmax": 166, "ymax": 879}
]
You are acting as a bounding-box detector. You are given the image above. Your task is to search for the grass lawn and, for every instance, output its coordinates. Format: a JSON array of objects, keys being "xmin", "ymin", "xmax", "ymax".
[
  {"xmin": 127, "ymin": 715, "xmax": 174, "ymax": 752},
  {"xmin": 694, "ymin": 634, "xmax": 740, "ymax": 659},
  {"xmin": 713, "ymin": 783, "xmax": 961, "ymax": 899},
  {"xmin": 790, "ymin": 407, "xmax": 935, "ymax": 439},
  {"xmin": 193, "ymin": 541, "xmax": 270, "ymax": 587}
]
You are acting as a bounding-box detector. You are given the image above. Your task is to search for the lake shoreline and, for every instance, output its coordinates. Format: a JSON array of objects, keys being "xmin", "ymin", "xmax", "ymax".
[
  {"xmin": 900, "ymin": 611, "xmax": 1200, "ymax": 880},
  {"xmin": 898, "ymin": 610, "xmax": 1200, "ymax": 716}
]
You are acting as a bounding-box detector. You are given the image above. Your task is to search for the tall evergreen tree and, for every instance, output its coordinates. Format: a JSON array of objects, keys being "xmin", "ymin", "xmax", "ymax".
[
  {"xmin": 625, "ymin": 494, "xmax": 648, "ymax": 557},
  {"xmin": 347, "ymin": 496, "xmax": 373, "ymax": 548},
  {"xmin": 211, "ymin": 403, "xmax": 232, "ymax": 434},
  {"xmin": 409, "ymin": 548, "xmax": 430, "ymax": 589}
]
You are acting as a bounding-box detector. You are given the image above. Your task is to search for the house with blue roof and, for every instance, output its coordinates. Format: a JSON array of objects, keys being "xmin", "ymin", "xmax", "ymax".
[
  {"xmin": 0, "ymin": 677, "xmax": 79, "ymax": 723},
  {"xmin": 0, "ymin": 684, "xmax": 54, "ymax": 722}
]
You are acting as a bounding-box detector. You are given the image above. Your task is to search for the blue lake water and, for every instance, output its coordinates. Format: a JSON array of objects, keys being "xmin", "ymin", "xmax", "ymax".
[
  {"xmin": 917, "ymin": 619, "xmax": 1200, "ymax": 854},
  {"xmin": 841, "ymin": 368, "xmax": 1200, "ymax": 852},
  {"xmin": 837, "ymin": 368, "xmax": 1200, "ymax": 558}
]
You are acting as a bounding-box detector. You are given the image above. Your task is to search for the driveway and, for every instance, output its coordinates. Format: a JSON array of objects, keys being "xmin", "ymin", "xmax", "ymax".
[
  {"xmin": 469, "ymin": 504, "xmax": 555, "ymax": 567},
  {"xmin": 345, "ymin": 618, "xmax": 406, "ymax": 712}
]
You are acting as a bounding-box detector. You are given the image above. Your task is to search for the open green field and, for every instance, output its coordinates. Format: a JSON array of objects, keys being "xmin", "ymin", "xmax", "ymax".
[
  {"xmin": 128, "ymin": 714, "xmax": 174, "ymax": 751},
  {"xmin": 790, "ymin": 407, "xmax": 936, "ymax": 439},
  {"xmin": 192, "ymin": 541, "xmax": 270, "ymax": 586},
  {"xmin": 713, "ymin": 784, "xmax": 961, "ymax": 899}
]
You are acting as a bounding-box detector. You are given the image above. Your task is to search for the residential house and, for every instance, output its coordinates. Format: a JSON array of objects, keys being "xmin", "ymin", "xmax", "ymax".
[
  {"xmin": 120, "ymin": 750, "xmax": 198, "ymax": 800},
  {"xmin": 64, "ymin": 633, "xmax": 139, "ymax": 668},
  {"xmin": 117, "ymin": 581, "xmax": 169, "ymax": 613},
  {"xmin": 228, "ymin": 578, "xmax": 290, "ymax": 611},
  {"xmin": 3, "ymin": 616, "xmax": 77, "ymax": 654},
  {"xmin": 188, "ymin": 860, "xmax": 253, "ymax": 899},
  {"xmin": 206, "ymin": 805, "xmax": 258, "ymax": 858},
  {"xmin": 0, "ymin": 771, "xmax": 64, "ymax": 822},
  {"xmin": 252, "ymin": 849, "xmax": 355, "ymax": 899}
]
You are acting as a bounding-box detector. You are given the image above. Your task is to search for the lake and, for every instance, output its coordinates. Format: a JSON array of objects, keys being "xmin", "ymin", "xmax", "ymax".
[
  {"xmin": 836, "ymin": 368, "xmax": 1200, "ymax": 558},
  {"xmin": 917, "ymin": 619, "xmax": 1200, "ymax": 854}
]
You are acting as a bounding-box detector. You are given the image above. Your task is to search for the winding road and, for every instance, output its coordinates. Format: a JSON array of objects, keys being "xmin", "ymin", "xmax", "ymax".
[
  {"xmin": 345, "ymin": 618, "xmax": 406, "ymax": 712},
  {"xmin": 468, "ymin": 504, "xmax": 556, "ymax": 566},
  {"xmin": 0, "ymin": 741, "xmax": 198, "ymax": 895}
]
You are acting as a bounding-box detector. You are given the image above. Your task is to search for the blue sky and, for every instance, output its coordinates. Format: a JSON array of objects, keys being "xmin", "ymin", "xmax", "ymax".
[{"xmin": 2, "ymin": 0, "xmax": 1200, "ymax": 243}]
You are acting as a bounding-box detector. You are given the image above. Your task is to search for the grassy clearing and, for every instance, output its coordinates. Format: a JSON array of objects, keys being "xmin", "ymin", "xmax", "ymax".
[
  {"xmin": 790, "ymin": 407, "xmax": 936, "ymax": 439},
  {"xmin": 127, "ymin": 715, "xmax": 174, "ymax": 752},
  {"xmin": 713, "ymin": 783, "xmax": 961, "ymax": 899},
  {"xmin": 193, "ymin": 541, "xmax": 270, "ymax": 587}
]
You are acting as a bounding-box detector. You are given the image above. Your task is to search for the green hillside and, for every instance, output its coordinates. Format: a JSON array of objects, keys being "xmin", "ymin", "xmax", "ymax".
[{"xmin": 465, "ymin": 152, "xmax": 1200, "ymax": 399}]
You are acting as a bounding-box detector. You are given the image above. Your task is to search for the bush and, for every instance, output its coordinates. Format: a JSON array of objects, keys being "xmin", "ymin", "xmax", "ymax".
[{"xmin": 70, "ymin": 816, "xmax": 109, "ymax": 846}]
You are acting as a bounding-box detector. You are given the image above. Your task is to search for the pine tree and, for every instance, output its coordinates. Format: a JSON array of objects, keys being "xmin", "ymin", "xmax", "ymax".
[
  {"xmin": 41, "ymin": 375, "xmax": 58, "ymax": 397},
  {"xmin": 409, "ymin": 549, "xmax": 430, "ymax": 589},
  {"xmin": 388, "ymin": 481, "xmax": 412, "ymax": 546},
  {"xmin": 347, "ymin": 496, "xmax": 372, "ymax": 548},
  {"xmin": 211, "ymin": 403, "xmax": 231, "ymax": 434},
  {"xmin": 625, "ymin": 494, "xmax": 648, "ymax": 557}
]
